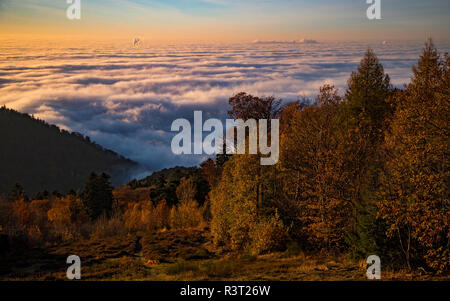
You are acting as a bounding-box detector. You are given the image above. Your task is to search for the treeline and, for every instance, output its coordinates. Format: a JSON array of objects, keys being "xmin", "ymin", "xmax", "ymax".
[
  {"xmin": 0, "ymin": 169, "xmax": 210, "ymax": 247},
  {"xmin": 0, "ymin": 107, "xmax": 137, "ymax": 195},
  {"xmin": 128, "ymin": 166, "xmax": 209, "ymax": 207},
  {"xmin": 0, "ymin": 173, "xmax": 115, "ymax": 244},
  {"xmin": 208, "ymin": 40, "xmax": 448, "ymax": 273}
]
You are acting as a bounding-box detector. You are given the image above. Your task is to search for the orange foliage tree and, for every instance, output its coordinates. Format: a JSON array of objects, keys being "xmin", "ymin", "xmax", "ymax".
[
  {"xmin": 278, "ymin": 85, "xmax": 352, "ymax": 250},
  {"xmin": 378, "ymin": 40, "xmax": 449, "ymax": 272}
]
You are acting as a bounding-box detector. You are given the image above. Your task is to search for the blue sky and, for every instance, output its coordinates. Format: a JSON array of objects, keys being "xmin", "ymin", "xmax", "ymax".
[{"xmin": 0, "ymin": 0, "xmax": 449, "ymax": 41}]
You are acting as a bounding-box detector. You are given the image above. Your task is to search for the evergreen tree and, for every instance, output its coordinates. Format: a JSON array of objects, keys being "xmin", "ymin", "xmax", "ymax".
[
  {"xmin": 82, "ymin": 172, "xmax": 114, "ymax": 220},
  {"xmin": 339, "ymin": 49, "xmax": 392, "ymax": 258}
]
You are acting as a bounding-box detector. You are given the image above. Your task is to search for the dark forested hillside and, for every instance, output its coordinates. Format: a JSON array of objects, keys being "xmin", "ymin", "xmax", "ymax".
[
  {"xmin": 0, "ymin": 106, "xmax": 137, "ymax": 195},
  {"xmin": 128, "ymin": 166, "xmax": 210, "ymax": 206}
]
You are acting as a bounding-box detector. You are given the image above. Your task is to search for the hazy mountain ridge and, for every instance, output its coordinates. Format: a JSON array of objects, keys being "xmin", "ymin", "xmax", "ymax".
[{"xmin": 0, "ymin": 106, "xmax": 138, "ymax": 195}]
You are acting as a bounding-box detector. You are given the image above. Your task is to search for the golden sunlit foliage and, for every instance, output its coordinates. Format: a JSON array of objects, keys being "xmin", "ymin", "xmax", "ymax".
[
  {"xmin": 209, "ymin": 40, "xmax": 448, "ymax": 272},
  {"xmin": 378, "ymin": 40, "xmax": 449, "ymax": 272},
  {"xmin": 123, "ymin": 200, "xmax": 171, "ymax": 232},
  {"xmin": 278, "ymin": 85, "xmax": 352, "ymax": 251},
  {"xmin": 210, "ymin": 153, "xmax": 287, "ymax": 254},
  {"xmin": 169, "ymin": 200, "xmax": 204, "ymax": 230},
  {"xmin": 47, "ymin": 195, "xmax": 89, "ymax": 240},
  {"xmin": 170, "ymin": 177, "xmax": 205, "ymax": 229}
]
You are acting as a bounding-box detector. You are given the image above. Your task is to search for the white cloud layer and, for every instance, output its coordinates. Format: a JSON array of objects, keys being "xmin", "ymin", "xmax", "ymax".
[{"xmin": 1, "ymin": 40, "xmax": 447, "ymax": 175}]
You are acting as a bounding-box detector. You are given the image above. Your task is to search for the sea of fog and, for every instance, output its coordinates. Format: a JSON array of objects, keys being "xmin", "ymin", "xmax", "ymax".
[{"xmin": 1, "ymin": 40, "xmax": 448, "ymax": 176}]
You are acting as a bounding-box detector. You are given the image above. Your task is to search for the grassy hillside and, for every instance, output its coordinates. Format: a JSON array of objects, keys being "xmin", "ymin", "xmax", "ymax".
[{"xmin": 0, "ymin": 106, "xmax": 137, "ymax": 195}]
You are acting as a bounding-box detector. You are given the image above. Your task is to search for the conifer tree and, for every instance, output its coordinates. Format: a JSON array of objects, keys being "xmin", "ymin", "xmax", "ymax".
[
  {"xmin": 339, "ymin": 49, "xmax": 392, "ymax": 257},
  {"xmin": 82, "ymin": 172, "xmax": 114, "ymax": 220}
]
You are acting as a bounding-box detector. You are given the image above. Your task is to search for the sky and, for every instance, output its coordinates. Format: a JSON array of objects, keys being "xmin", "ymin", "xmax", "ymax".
[{"xmin": 0, "ymin": 0, "xmax": 449, "ymax": 42}]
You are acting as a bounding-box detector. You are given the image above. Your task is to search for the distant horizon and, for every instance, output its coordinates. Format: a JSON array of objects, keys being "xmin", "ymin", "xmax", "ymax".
[
  {"xmin": 1, "ymin": 36, "xmax": 449, "ymax": 49},
  {"xmin": 0, "ymin": 34, "xmax": 448, "ymax": 45}
]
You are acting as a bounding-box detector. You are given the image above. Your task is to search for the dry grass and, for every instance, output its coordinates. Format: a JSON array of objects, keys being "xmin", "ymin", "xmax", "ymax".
[
  {"xmin": 1, "ymin": 227, "xmax": 448, "ymax": 281},
  {"xmin": 141, "ymin": 227, "xmax": 213, "ymax": 263}
]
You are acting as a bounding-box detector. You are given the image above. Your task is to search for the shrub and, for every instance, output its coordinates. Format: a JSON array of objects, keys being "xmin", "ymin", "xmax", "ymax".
[
  {"xmin": 169, "ymin": 200, "xmax": 204, "ymax": 229},
  {"xmin": 47, "ymin": 195, "xmax": 89, "ymax": 240},
  {"xmin": 12, "ymin": 198, "xmax": 32, "ymax": 229},
  {"xmin": 11, "ymin": 198, "xmax": 51, "ymax": 244},
  {"xmin": 90, "ymin": 214, "xmax": 127, "ymax": 239},
  {"xmin": 249, "ymin": 213, "xmax": 289, "ymax": 255},
  {"xmin": 123, "ymin": 201, "xmax": 155, "ymax": 232}
]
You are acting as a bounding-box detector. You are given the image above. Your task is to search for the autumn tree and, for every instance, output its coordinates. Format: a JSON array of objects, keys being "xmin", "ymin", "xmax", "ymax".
[
  {"xmin": 378, "ymin": 40, "xmax": 449, "ymax": 272},
  {"xmin": 168, "ymin": 176, "xmax": 204, "ymax": 229},
  {"xmin": 123, "ymin": 201, "xmax": 157, "ymax": 232},
  {"xmin": 176, "ymin": 177, "xmax": 196, "ymax": 204},
  {"xmin": 11, "ymin": 197, "xmax": 51, "ymax": 244},
  {"xmin": 200, "ymin": 159, "xmax": 217, "ymax": 187},
  {"xmin": 169, "ymin": 200, "xmax": 204, "ymax": 229},
  {"xmin": 225, "ymin": 92, "xmax": 282, "ymax": 216},
  {"xmin": 278, "ymin": 85, "xmax": 352, "ymax": 250},
  {"xmin": 154, "ymin": 199, "xmax": 170, "ymax": 229},
  {"xmin": 47, "ymin": 195, "xmax": 89, "ymax": 240},
  {"xmin": 210, "ymin": 151, "xmax": 286, "ymax": 253},
  {"xmin": 228, "ymin": 92, "xmax": 282, "ymax": 120}
]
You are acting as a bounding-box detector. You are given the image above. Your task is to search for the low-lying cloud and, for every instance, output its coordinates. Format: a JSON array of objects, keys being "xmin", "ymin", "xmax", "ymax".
[{"xmin": 1, "ymin": 39, "xmax": 444, "ymax": 177}]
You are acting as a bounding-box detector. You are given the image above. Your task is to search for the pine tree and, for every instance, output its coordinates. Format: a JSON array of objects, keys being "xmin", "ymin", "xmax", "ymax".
[
  {"xmin": 339, "ymin": 49, "xmax": 392, "ymax": 258},
  {"xmin": 82, "ymin": 172, "xmax": 114, "ymax": 220}
]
